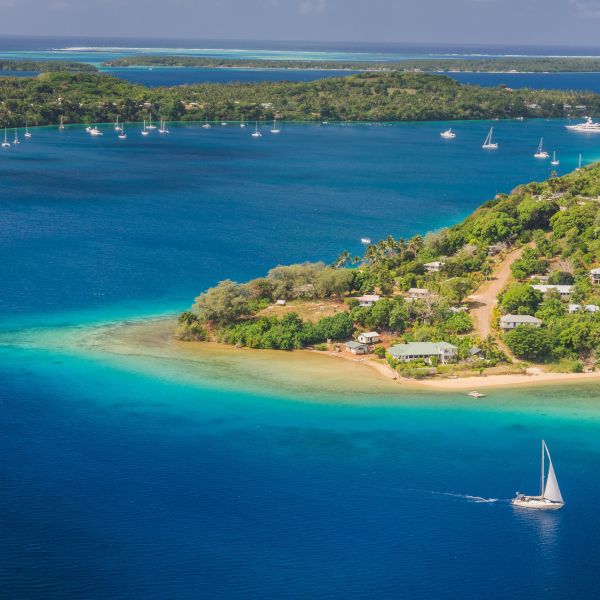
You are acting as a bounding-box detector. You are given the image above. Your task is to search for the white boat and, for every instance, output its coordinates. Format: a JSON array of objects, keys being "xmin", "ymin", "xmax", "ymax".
[
  {"xmin": 270, "ymin": 119, "xmax": 281, "ymax": 134},
  {"xmin": 146, "ymin": 114, "xmax": 157, "ymax": 130},
  {"xmin": 360, "ymin": 237, "xmax": 372, "ymax": 245},
  {"xmin": 202, "ymin": 117, "xmax": 212, "ymax": 129},
  {"xmin": 24, "ymin": 121, "xmax": 32, "ymax": 139},
  {"xmin": 251, "ymin": 122, "xmax": 262, "ymax": 138},
  {"xmin": 550, "ymin": 151, "xmax": 560, "ymax": 166},
  {"xmin": 440, "ymin": 128, "xmax": 456, "ymax": 139},
  {"xmin": 240, "ymin": 120, "xmax": 246, "ymax": 128},
  {"xmin": 114, "ymin": 115, "xmax": 122, "ymax": 131},
  {"xmin": 88, "ymin": 125, "xmax": 103, "ymax": 136},
  {"xmin": 468, "ymin": 391, "xmax": 485, "ymax": 398},
  {"xmin": 221, "ymin": 121, "xmax": 228, "ymax": 126},
  {"xmin": 2, "ymin": 127, "xmax": 10, "ymax": 148},
  {"xmin": 534, "ymin": 138, "xmax": 549, "ymax": 159},
  {"xmin": 158, "ymin": 119, "xmax": 169, "ymax": 134},
  {"xmin": 482, "ymin": 127, "xmax": 498, "ymax": 150},
  {"xmin": 59, "ymin": 116, "xmax": 65, "ymax": 131},
  {"xmin": 512, "ymin": 440, "xmax": 564, "ymax": 510},
  {"xmin": 141, "ymin": 120, "xmax": 150, "ymax": 136},
  {"xmin": 13, "ymin": 128, "xmax": 20, "ymax": 145},
  {"xmin": 565, "ymin": 116, "xmax": 600, "ymax": 133},
  {"xmin": 118, "ymin": 124, "xmax": 127, "ymax": 139}
]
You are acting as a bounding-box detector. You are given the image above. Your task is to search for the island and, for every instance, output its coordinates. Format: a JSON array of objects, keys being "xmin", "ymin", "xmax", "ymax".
[
  {"xmin": 1, "ymin": 70, "xmax": 599, "ymax": 128},
  {"xmin": 177, "ymin": 163, "xmax": 600, "ymax": 384},
  {"xmin": 0, "ymin": 59, "xmax": 97, "ymax": 73}
]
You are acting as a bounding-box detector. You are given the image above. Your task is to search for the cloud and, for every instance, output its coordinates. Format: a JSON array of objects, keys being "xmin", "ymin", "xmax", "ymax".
[
  {"xmin": 298, "ymin": 0, "xmax": 327, "ymax": 15},
  {"xmin": 570, "ymin": 0, "xmax": 600, "ymax": 17}
]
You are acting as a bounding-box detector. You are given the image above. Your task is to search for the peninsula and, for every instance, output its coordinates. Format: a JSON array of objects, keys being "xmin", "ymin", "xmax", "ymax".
[{"xmin": 178, "ymin": 164, "xmax": 600, "ymax": 383}]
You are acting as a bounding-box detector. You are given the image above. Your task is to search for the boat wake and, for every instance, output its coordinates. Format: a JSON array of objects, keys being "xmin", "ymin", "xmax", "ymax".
[{"xmin": 422, "ymin": 490, "xmax": 500, "ymax": 503}]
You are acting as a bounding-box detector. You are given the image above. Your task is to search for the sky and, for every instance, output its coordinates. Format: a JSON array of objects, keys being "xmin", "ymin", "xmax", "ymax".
[{"xmin": 1, "ymin": 0, "xmax": 600, "ymax": 47}]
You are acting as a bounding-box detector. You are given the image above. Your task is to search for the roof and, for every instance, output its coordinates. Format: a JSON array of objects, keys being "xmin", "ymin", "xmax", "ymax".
[
  {"xmin": 591, "ymin": 268, "xmax": 600, "ymax": 275},
  {"xmin": 357, "ymin": 294, "xmax": 380, "ymax": 302},
  {"xmin": 531, "ymin": 284, "xmax": 573, "ymax": 293},
  {"xmin": 470, "ymin": 346, "xmax": 482, "ymax": 355},
  {"xmin": 408, "ymin": 287, "xmax": 429, "ymax": 294},
  {"xmin": 500, "ymin": 314, "xmax": 542, "ymax": 324},
  {"xmin": 424, "ymin": 261, "xmax": 444, "ymax": 268},
  {"xmin": 388, "ymin": 342, "xmax": 458, "ymax": 357},
  {"xmin": 345, "ymin": 341, "xmax": 368, "ymax": 349},
  {"xmin": 360, "ymin": 331, "xmax": 380, "ymax": 338}
]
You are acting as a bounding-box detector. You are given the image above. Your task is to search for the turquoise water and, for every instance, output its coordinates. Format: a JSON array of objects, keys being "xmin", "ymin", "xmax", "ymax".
[{"xmin": 2, "ymin": 118, "xmax": 600, "ymax": 597}]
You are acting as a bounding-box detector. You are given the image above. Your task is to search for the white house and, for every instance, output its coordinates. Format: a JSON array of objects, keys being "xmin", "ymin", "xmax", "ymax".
[
  {"xmin": 590, "ymin": 268, "xmax": 600, "ymax": 285},
  {"xmin": 408, "ymin": 288, "xmax": 430, "ymax": 299},
  {"xmin": 423, "ymin": 261, "xmax": 445, "ymax": 273},
  {"xmin": 357, "ymin": 331, "xmax": 381, "ymax": 344},
  {"xmin": 344, "ymin": 341, "xmax": 369, "ymax": 355},
  {"xmin": 499, "ymin": 314, "xmax": 543, "ymax": 330},
  {"xmin": 388, "ymin": 342, "xmax": 458, "ymax": 364},
  {"xmin": 531, "ymin": 284, "xmax": 573, "ymax": 298},
  {"xmin": 569, "ymin": 304, "xmax": 600, "ymax": 314},
  {"xmin": 357, "ymin": 294, "xmax": 381, "ymax": 307}
]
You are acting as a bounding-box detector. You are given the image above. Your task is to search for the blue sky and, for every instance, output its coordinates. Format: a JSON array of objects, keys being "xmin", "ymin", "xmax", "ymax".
[{"xmin": 1, "ymin": 0, "xmax": 600, "ymax": 46}]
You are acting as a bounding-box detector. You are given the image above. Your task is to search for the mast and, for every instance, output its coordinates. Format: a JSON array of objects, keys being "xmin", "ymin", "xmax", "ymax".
[{"xmin": 541, "ymin": 440, "xmax": 545, "ymax": 496}]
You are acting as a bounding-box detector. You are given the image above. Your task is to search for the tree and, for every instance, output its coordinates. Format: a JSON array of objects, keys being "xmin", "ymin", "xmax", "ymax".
[
  {"xmin": 441, "ymin": 277, "xmax": 473, "ymax": 303},
  {"xmin": 548, "ymin": 270, "xmax": 574, "ymax": 285},
  {"xmin": 500, "ymin": 283, "xmax": 543, "ymax": 315},
  {"xmin": 505, "ymin": 326, "xmax": 552, "ymax": 360},
  {"xmin": 314, "ymin": 268, "xmax": 354, "ymax": 298},
  {"xmin": 194, "ymin": 279, "xmax": 251, "ymax": 326}
]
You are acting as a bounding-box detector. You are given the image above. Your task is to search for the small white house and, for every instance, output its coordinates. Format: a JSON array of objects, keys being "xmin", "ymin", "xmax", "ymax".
[
  {"xmin": 531, "ymin": 284, "xmax": 573, "ymax": 298},
  {"xmin": 357, "ymin": 331, "xmax": 381, "ymax": 344},
  {"xmin": 275, "ymin": 299, "xmax": 286, "ymax": 306},
  {"xmin": 423, "ymin": 261, "xmax": 445, "ymax": 273},
  {"xmin": 357, "ymin": 294, "xmax": 381, "ymax": 307},
  {"xmin": 388, "ymin": 342, "xmax": 458, "ymax": 364},
  {"xmin": 569, "ymin": 303, "xmax": 600, "ymax": 313},
  {"xmin": 408, "ymin": 288, "xmax": 430, "ymax": 299},
  {"xmin": 590, "ymin": 268, "xmax": 600, "ymax": 285},
  {"xmin": 345, "ymin": 341, "xmax": 369, "ymax": 355},
  {"xmin": 499, "ymin": 314, "xmax": 543, "ymax": 330}
]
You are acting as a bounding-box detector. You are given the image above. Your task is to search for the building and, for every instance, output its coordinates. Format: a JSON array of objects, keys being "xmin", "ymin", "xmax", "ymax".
[
  {"xmin": 357, "ymin": 331, "xmax": 381, "ymax": 344},
  {"xmin": 408, "ymin": 288, "xmax": 430, "ymax": 299},
  {"xmin": 590, "ymin": 268, "xmax": 600, "ymax": 285},
  {"xmin": 388, "ymin": 342, "xmax": 458, "ymax": 364},
  {"xmin": 569, "ymin": 304, "xmax": 600, "ymax": 314},
  {"xmin": 487, "ymin": 244, "xmax": 505, "ymax": 256},
  {"xmin": 499, "ymin": 314, "xmax": 543, "ymax": 330},
  {"xmin": 423, "ymin": 261, "xmax": 445, "ymax": 273},
  {"xmin": 531, "ymin": 284, "xmax": 573, "ymax": 298},
  {"xmin": 529, "ymin": 274, "xmax": 550, "ymax": 283},
  {"xmin": 344, "ymin": 341, "xmax": 369, "ymax": 355},
  {"xmin": 357, "ymin": 294, "xmax": 380, "ymax": 307}
]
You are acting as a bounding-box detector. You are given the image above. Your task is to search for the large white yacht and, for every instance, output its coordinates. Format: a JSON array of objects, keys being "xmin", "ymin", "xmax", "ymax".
[{"xmin": 565, "ymin": 116, "xmax": 600, "ymax": 132}]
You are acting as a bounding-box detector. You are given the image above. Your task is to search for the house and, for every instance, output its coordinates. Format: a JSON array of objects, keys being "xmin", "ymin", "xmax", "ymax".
[
  {"xmin": 345, "ymin": 341, "xmax": 369, "ymax": 355},
  {"xmin": 408, "ymin": 288, "xmax": 430, "ymax": 299},
  {"xmin": 590, "ymin": 268, "xmax": 600, "ymax": 285},
  {"xmin": 569, "ymin": 304, "xmax": 600, "ymax": 313},
  {"xmin": 388, "ymin": 341, "xmax": 458, "ymax": 364},
  {"xmin": 529, "ymin": 274, "xmax": 550, "ymax": 283},
  {"xmin": 357, "ymin": 331, "xmax": 381, "ymax": 344},
  {"xmin": 357, "ymin": 294, "xmax": 380, "ymax": 307},
  {"xmin": 531, "ymin": 284, "xmax": 573, "ymax": 298},
  {"xmin": 275, "ymin": 299, "xmax": 286, "ymax": 306},
  {"xmin": 423, "ymin": 261, "xmax": 445, "ymax": 273},
  {"xmin": 499, "ymin": 314, "xmax": 543, "ymax": 330}
]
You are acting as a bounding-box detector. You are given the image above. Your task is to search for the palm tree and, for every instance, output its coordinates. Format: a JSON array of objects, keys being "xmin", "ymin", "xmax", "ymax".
[{"xmin": 334, "ymin": 250, "xmax": 351, "ymax": 269}]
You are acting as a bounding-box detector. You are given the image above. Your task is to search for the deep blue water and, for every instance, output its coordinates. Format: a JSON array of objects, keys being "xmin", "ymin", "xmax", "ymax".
[{"xmin": 2, "ymin": 117, "xmax": 600, "ymax": 598}]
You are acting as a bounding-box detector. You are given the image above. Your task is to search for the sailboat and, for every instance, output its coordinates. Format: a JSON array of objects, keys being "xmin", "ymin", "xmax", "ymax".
[
  {"xmin": 24, "ymin": 120, "xmax": 32, "ymax": 139},
  {"xmin": 141, "ymin": 120, "xmax": 150, "ymax": 136},
  {"xmin": 240, "ymin": 119, "xmax": 246, "ymax": 128},
  {"xmin": 2, "ymin": 127, "xmax": 10, "ymax": 148},
  {"xmin": 59, "ymin": 116, "xmax": 65, "ymax": 131},
  {"xmin": 440, "ymin": 128, "xmax": 456, "ymax": 139},
  {"xmin": 534, "ymin": 138, "xmax": 549, "ymax": 159},
  {"xmin": 118, "ymin": 123, "xmax": 127, "ymax": 139},
  {"xmin": 550, "ymin": 151, "xmax": 560, "ymax": 166},
  {"xmin": 158, "ymin": 118, "xmax": 169, "ymax": 134},
  {"xmin": 512, "ymin": 440, "xmax": 564, "ymax": 510},
  {"xmin": 146, "ymin": 114, "xmax": 157, "ymax": 130},
  {"xmin": 114, "ymin": 115, "xmax": 122, "ymax": 132},
  {"xmin": 251, "ymin": 121, "xmax": 262, "ymax": 138},
  {"xmin": 482, "ymin": 127, "xmax": 498, "ymax": 149},
  {"xmin": 13, "ymin": 128, "xmax": 20, "ymax": 145},
  {"xmin": 270, "ymin": 119, "xmax": 281, "ymax": 134},
  {"xmin": 87, "ymin": 125, "xmax": 103, "ymax": 136},
  {"xmin": 202, "ymin": 117, "xmax": 212, "ymax": 129}
]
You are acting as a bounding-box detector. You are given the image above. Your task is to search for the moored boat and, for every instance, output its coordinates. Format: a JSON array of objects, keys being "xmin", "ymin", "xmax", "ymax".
[
  {"xmin": 440, "ymin": 128, "xmax": 456, "ymax": 139},
  {"xmin": 482, "ymin": 127, "xmax": 498, "ymax": 150},
  {"xmin": 565, "ymin": 116, "xmax": 600, "ymax": 132},
  {"xmin": 534, "ymin": 138, "xmax": 549, "ymax": 159}
]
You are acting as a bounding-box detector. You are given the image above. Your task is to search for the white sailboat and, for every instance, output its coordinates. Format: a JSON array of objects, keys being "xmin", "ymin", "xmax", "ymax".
[
  {"xmin": 512, "ymin": 440, "xmax": 564, "ymax": 510},
  {"xmin": 24, "ymin": 120, "xmax": 32, "ymax": 139},
  {"xmin": 2, "ymin": 127, "xmax": 10, "ymax": 148},
  {"xmin": 550, "ymin": 151, "xmax": 560, "ymax": 166},
  {"xmin": 59, "ymin": 116, "xmax": 65, "ymax": 131},
  {"xmin": 440, "ymin": 128, "xmax": 456, "ymax": 139},
  {"xmin": 482, "ymin": 127, "xmax": 498, "ymax": 149},
  {"xmin": 534, "ymin": 138, "xmax": 549, "ymax": 159},
  {"xmin": 146, "ymin": 114, "xmax": 157, "ymax": 130},
  {"xmin": 251, "ymin": 121, "xmax": 262, "ymax": 138},
  {"xmin": 118, "ymin": 123, "xmax": 127, "ymax": 139},
  {"xmin": 141, "ymin": 120, "xmax": 150, "ymax": 136},
  {"xmin": 240, "ymin": 119, "xmax": 246, "ymax": 128},
  {"xmin": 270, "ymin": 119, "xmax": 281, "ymax": 134},
  {"xmin": 88, "ymin": 125, "xmax": 103, "ymax": 136},
  {"xmin": 202, "ymin": 117, "xmax": 212, "ymax": 129},
  {"xmin": 158, "ymin": 119, "xmax": 169, "ymax": 134},
  {"xmin": 13, "ymin": 128, "xmax": 20, "ymax": 145},
  {"xmin": 114, "ymin": 115, "xmax": 122, "ymax": 131}
]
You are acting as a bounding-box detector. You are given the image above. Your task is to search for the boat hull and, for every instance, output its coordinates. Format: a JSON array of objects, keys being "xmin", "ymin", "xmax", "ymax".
[{"xmin": 512, "ymin": 495, "xmax": 564, "ymax": 510}]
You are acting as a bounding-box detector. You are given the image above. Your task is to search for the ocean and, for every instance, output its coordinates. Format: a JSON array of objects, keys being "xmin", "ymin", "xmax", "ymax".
[{"xmin": 2, "ymin": 37, "xmax": 600, "ymax": 598}]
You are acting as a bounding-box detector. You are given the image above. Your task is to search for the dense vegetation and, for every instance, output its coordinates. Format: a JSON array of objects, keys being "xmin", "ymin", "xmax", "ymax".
[
  {"xmin": 0, "ymin": 60, "xmax": 97, "ymax": 73},
  {"xmin": 180, "ymin": 163, "xmax": 600, "ymax": 374},
  {"xmin": 1, "ymin": 70, "xmax": 599, "ymax": 127},
  {"xmin": 105, "ymin": 55, "xmax": 600, "ymax": 74}
]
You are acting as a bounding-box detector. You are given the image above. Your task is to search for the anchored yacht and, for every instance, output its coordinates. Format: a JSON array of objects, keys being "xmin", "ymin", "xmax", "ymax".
[
  {"xmin": 565, "ymin": 116, "xmax": 600, "ymax": 132},
  {"xmin": 482, "ymin": 127, "xmax": 498, "ymax": 149},
  {"xmin": 440, "ymin": 128, "xmax": 456, "ymax": 139},
  {"xmin": 512, "ymin": 440, "xmax": 564, "ymax": 510},
  {"xmin": 534, "ymin": 138, "xmax": 549, "ymax": 159}
]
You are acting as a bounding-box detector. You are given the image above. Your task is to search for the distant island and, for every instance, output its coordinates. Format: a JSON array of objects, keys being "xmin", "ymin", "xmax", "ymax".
[
  {"xmin": 105, "ymin": 55, "xmax": 600, "ymax": 74},
  {"xmin": 1, "ymin": 70, "xmax": 599, "ymax": 127},
  {"xmin": 0, "ymin": 60, "xmax": 97, "ymax": 73},
  {"xmin": 177, "ymin": 164, "xmax": 600, "ymax": 382}
]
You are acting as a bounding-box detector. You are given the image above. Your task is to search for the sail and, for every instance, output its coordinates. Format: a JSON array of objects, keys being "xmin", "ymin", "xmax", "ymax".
[{"xmin": 543, "ymin": 451, "xmax": 563, "ymax": 503}]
